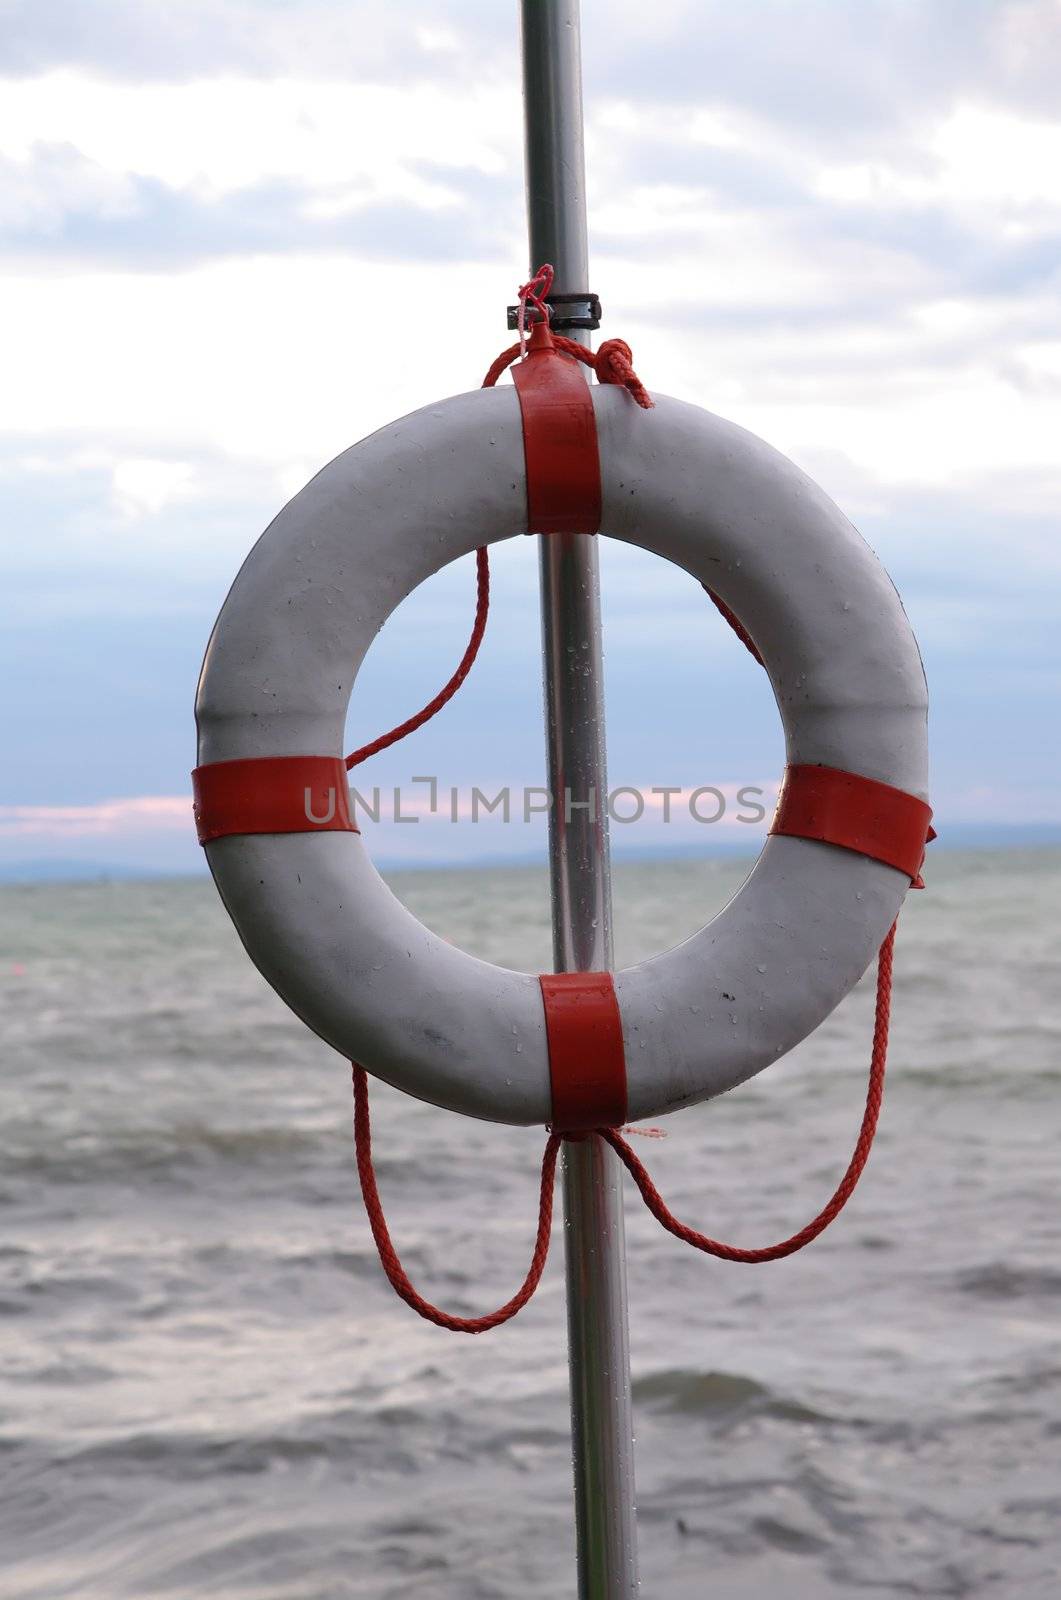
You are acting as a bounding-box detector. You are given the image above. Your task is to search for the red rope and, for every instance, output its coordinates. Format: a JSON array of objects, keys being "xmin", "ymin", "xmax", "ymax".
[
  {"xmin": 705, "ymin": 587, "xmax": 764, "ymax": 666},
  {"xmin": 352, "ymin": 927, "xmax": 894, "ymax": 1327},
  {"xmin": 346, "ymin": 270, "xmax": 898, "ymax": 1330},
  {"xmin": 353, "ymin": 1065, "xmax": 562, "ymax": 1333},
  {"xmin": 604, "ymin": 921, "xmax": 894, "ymax": 1262},
  {"xmin": 516, "ymin": 262, "xmax": 554, "ymax": 349},
  {"xmin": 345, "ymin": 270, "xmax": 660, "ymax": 774},
  {"xmin": 483, "ymin": 333, "xmax": 654, "ymax": 408},
  {"xmin": 343, "ymin": 337, "xmax": 510, "ymax": 771},
  {"xmin": 346, "ymin": 547, "xmax": 490, "ymax": 771}
]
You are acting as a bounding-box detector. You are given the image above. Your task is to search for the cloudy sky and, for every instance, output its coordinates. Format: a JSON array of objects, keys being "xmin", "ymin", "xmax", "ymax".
[{"xmin": 1, "ymin": 0, "xmax": 1059, "ymax": 873}]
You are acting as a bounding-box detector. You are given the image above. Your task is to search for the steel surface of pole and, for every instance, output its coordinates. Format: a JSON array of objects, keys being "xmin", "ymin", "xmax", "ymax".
[{"xmin": 519, "ymin": 2, "xmax": 641, "ymax": 1594}]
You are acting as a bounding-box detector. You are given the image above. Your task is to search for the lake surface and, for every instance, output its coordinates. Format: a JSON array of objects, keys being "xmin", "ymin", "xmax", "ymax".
[{"xmin": 2, "ymin": 849, "xmax": 1059, "ymax": 1597}]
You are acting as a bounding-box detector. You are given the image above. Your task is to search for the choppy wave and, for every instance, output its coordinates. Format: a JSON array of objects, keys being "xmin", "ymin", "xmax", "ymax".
[
  {"xmin": 2, "ymin": 855, "xmax": 1060, "ymax": 1599},
  {"xmin": 2, "ymin": 1121, "xmax": 329, "ymax": 1184},
  {"xmin": 634, "ymin": 1367, "xmax": 833, "ymax": 1427}
]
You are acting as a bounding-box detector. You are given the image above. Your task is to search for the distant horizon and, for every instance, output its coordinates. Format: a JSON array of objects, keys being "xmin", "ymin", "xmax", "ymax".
[{"xmin": 3, "ymin": 819, "xmax": 1060, "ymax": 886}]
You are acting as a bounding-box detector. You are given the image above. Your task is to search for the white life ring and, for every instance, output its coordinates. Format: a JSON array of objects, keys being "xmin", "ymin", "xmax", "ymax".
[{"xmin": 195, "ymin": 383, "xmax": 928, "ymax": 1126}]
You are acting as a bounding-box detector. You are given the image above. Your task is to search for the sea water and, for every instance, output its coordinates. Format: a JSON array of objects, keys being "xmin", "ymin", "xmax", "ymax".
[{"xmin": 2, "ymin": 849, "xmax": 1059, "ymax": 1597}]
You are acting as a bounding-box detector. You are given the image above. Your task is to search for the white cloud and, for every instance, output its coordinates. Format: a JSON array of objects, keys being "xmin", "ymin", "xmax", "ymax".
[
  {"xmin": 816, "ymin": 104, "xmax": 1061, "ymax": 217},
  {"xmin": 0, "ymin": 256, "xmax": 525, "ymax": 465},
  {"xmin": 935, "ymin": 104, "xmax": 1061, "ymax": 213},
  {"xmin": 0, "ymin": 141, "xmax": 136, "ymax": 231},
  {"xmin": 2, "ymin": 1, "xmax": 1060, "ymax": 851},
  {"xmin": 0, "ymin": 71, "xmax": 514, "ymax": 196},
  {"xmin": 111, "ymin": 457, "xmax": 194, "ymax": 517},
  {"xmin": 0, "ymin": 38, "xmax": 1057, "ymax": 516},
  {"xmin": 0, "ymin": 796, "xmax": 190, "ymax": 837},
  {"xmin": 0, "ymin": 0, "xmax": 511, "ymax": 86}
]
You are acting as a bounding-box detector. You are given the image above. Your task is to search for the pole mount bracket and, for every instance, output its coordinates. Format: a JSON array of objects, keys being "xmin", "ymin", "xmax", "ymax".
[{"xmin": 507, "ymin": 291, "xmax": 601, "ymax": 331}]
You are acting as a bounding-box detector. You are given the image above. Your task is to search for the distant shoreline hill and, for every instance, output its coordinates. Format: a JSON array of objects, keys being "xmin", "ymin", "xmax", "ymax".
[
  {"xmin": 2, "ymin": 825, "xmax": 1061, "ymax": 885},
  {"xmin": 0, "ymin": 859, "xmax": 190, "ymax": 884}
]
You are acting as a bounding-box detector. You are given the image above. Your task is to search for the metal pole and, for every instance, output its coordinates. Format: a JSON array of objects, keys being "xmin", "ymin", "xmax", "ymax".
[{"xmin": 520, "ymin": 3, "xmax": 640, "ymax": 1594}]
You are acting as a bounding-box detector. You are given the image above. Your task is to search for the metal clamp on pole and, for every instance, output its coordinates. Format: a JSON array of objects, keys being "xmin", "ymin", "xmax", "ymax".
[
  {"xmin": 506, "ymin": 291, "xmax": 603, "ymax": 330},
  {"xmin": 520, "ymin": 2, "xmax": 641, "ymax": 1596}
]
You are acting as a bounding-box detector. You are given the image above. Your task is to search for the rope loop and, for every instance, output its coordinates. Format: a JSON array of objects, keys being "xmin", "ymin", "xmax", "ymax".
[
  {"xmin": 353, "ymin": 1065, "xmax": 562, "ymax": 1335},
  {"xmin": 352, "ymin": 923, "xmax": 897, "ymax": 1331},
  {"xmin": 517, "ymin": 262, "xmax": 555, "ymax": 353}
]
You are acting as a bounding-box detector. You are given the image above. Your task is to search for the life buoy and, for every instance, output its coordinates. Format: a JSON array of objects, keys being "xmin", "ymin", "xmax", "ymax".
[{"xmin": 194, "ymin": 355, "xmax": 929, "ymax": 1128}]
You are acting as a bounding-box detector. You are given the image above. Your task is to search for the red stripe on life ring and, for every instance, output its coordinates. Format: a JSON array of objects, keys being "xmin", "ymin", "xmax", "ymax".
[
  {"xmin": 192, "ymin": 756, "xmax": 358, "ymax": 844},
  {"xmin": 539, "ymin": 971, "xmax": 628, "ymax": 1132},
  {"xmin": 771, "ymin": 764, "xmax": 933, "ymax": 884},
  {"xmin": 511, "ymin": 320, "xmax": 602, "ymax": 534}
]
